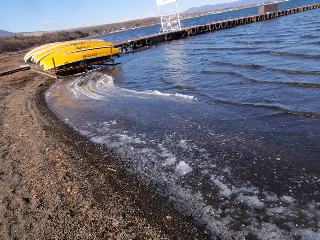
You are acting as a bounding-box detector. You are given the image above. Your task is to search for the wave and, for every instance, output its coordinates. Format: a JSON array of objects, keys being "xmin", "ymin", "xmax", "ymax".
[
  {"xmin": 69, "ymin": 72, "xmax": 114, "ymax": 100},
  {"xmin": 301, "ymin": 34, "xmax": 318, "ymax": 39},
  {"xmin": 212, "ymin": 60, "xmax": 320, "ymax": 75},
  {"xmin": 248, "ymin": 50, "xmax": 320, "ymax": 59},
  {"xmin": 160, "ymin": 77, "xmax": 196, "ymax": 91},
  {"xmin": 276, "ymin": 68, "xmax": 320, "ymax": 75},
  {"xmin": 141, "ymin": 90, "xmax": 196, "ymax": 100},
  {"xmin": 305, "ymin": 40, "xmax": 320, "ymax": 45},
  {"xmin": 205, "ymin": 46, "xmax": 259, "ymax": 51},
  {"xmin": 234, "ymin": 39, "xmax": 282, "ymax": 45},
  {"xmin": 219, "ymin": 32, "xmax": 248, "ymax": 38},
  {"xmin": 69, "ymin": 72, "xmax": 195, "ymax": 101},
  {"xmin": 202, "ymin": 70, "xmax": 251, "ymax": 78},
  {"xmin": 213, "ymin": 61, "xmax": 262, "ymax": 70},
  {"xmin": 209, "ymin": 98, "xmax": 320, "ymax": 119},
  {"xmin": 201, "ymin": 70, "xmax": 320, "ymax": 89},
  {"xmin": 171, "ymin": 84, "xmax": 196, "ymax": 90}
]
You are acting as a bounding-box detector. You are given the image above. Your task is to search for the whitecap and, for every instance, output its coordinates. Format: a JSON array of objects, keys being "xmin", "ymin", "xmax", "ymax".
[
  {"xmin": 280, "ymin": 195, "xmax": 295, "ymax": 204},
  {"xmin": 211, "ymin": 177, "xmax": 233, "ymax": 198},
  {"xmin": 236, "ymin": 194, "xmax": 264, "ymax": 209},
  {"xmin": 176, "ymin": 161, "xmax": 192, "ymax": 175},
  {"xmin": 140, "ymin": 90, "xmax": 196, "ymax": 101}
]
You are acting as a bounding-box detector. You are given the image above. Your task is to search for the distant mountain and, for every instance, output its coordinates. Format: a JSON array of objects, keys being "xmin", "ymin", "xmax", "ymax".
[
  {"xmin": 185, "ymin": 0, "xmax": 270, "ymax": 14},
  {"xmin": 0, "ymin": 30, "xmax": 14, "ymax": 37}
]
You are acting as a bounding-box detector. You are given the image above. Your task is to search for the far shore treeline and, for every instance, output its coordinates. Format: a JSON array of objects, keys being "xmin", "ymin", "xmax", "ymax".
[{"xmin": 0, "ymin": 17, "xmax": 159, "ymax": 54}]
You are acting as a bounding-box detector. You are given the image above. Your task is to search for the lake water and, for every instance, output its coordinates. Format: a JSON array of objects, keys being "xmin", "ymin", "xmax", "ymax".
[{"xmin": 46, "ymin": 0, "xmax": 320, "ymax": 239}]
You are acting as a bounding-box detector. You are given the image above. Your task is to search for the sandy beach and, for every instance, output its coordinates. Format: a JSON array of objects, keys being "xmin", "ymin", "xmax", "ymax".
[{"xmin": 0, "ymin": 52, "xmax": 208, "ymax": 239}]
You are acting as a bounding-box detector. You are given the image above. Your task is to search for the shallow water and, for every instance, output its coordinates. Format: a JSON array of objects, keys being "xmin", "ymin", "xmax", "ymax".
[{"xmin": 47, "ymin": 1, "xmax": 320, "ymax": 239}]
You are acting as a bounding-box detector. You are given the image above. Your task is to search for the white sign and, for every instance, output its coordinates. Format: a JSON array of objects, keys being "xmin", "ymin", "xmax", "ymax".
[{"xmin": 156, "ymin": 0, "xmax": 176, "ymax": 6}]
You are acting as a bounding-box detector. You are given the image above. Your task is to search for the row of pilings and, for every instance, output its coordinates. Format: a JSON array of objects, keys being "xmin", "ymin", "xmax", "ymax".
[{"xmin": 115, "ymin": 3, "xmax": 320, "ymax": 52}]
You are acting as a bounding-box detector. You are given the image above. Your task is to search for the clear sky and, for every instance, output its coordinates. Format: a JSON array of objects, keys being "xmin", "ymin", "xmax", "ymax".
[{"xmin": 0, "ymin": 0, "xmax": 234, "ymax": 32}]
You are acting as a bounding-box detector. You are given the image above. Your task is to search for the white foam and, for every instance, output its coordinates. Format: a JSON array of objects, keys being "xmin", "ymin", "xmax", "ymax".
[
  {"xmin": 116, "ymin": 133, "xmax": 144, "ymax": 144},
  {"xmin": 164, "ymin": 183, "xmax": 234, "ymax": 238},
  {"xmin": 54, "ymin": 100, "xmax": 320, "ymax": 239},
  {"xmin": 68, "ymin": 72, "xmax": 114, "ymax": 100},
  {"xmin": 264, "ymin": 192, "xmax": 279, "ymax": 202},
  {"xmin": 255, "ymin": 223, "xmax": 287, "ymax": 240},
  {"xmin": 222, "ymin": 167, "xmax": 231, "ymax": 175},
  {"xmin": 280, "ymin": 195, "xmax": 295, "ymax": 204},
  {"xmin": 90, "ymin": 136, "xmax": 107, "ymax": 144},
  {"xmin": 141, "ymin": 90, "xmax": 195, "ymax": 101},
  {"xmin": 158, "ymin": 145, "xmax": 177, "ymax": 166},
  {"xmin": 267, "ymin": 207, "xmax": 287, "ymax": 215},
  {"xmin": 69, "ymin": 79, "xmax": 104, "ymax": 100},
  {"xmin": 79, "ymin": 130, "xmax": 92, "ymax": 136},
  {"xmin": 235, "ymin": 186, "xmax": 259, "ymax": 195},
  {"xmin": 175, "ymin": 161, "xmax": 192, "ymax": 175},
  {"xmin": 109, "ymin": 120, "xmax": 117, "ymax": 125},
  {"xmin": 296, "ymin": 228, "xmax": 320, "ymax": 240},
  {"xmin": 68, "ymin": 72, "xmax": 196, "ymax": 102},
  {"xmin": 164, "ymin": 156, "xmax": 177, "ymax": 166},
  {"xmin": 175, "ymin": 93, "xmax": 196, "ymax": 100},
  {"xmin": 69, "ymin": 126, "xmax": 320, "ymax": 239},
  {"xmin": 237, "ymin": 194, "xmax": 264, "ymax": 209},
  {"xmin": 178, "ymin": 139, "xmax": 189, "ymax": 149},
  {"xmin": 140, "ymin": 148, "xmax": 156, "ymax": 156},
  {"xmin": 211, "ymin": 177, "xmax": 233, "ymax": 198}
]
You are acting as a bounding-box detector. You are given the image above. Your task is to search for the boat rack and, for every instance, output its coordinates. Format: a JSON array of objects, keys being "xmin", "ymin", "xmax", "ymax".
[
  {"xmin": 52, "ymin": 54, "xmax": 119, "ymax": 76},
  {"xmin": 30, "ymin": 54, "xmax": 119, "ymax": 78}
]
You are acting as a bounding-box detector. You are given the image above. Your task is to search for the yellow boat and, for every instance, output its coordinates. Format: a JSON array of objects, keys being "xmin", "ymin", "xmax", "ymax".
[
  {"xmin": 24, "ymin": 42, "xmax": 57, "ymax": 62},
  {"xmin": 39, "ymin": 41, "xmax": 113, "ymax": 67},
  {"xmin": 24, "ymin": 40, "xmax": 88, "ymax": 62},
  {"xmin": 31, "ymin": 39, "xmax": 106, "ymax": 63},
  {"xmin": 25, "ymin": 41, "xmax": 79, "ymax": 63},
  {"xmin": 42, "ymin": 46, "xmax": 120, "ymax": 70}
]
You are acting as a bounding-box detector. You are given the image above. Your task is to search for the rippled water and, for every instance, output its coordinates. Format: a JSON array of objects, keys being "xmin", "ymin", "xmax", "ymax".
[{"xmin": 47, "ymin": 2, "xmax": 320, "ymax": 239}]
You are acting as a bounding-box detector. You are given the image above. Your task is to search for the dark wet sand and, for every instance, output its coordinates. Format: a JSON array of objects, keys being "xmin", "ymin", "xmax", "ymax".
[{"xmin": 0, "ymin": 52, "xmax": 208, "ymax": 239}]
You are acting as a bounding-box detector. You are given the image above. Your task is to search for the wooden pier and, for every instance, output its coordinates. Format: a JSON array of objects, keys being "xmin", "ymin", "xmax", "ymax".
[{"xmin": 115, "ymin": 3, "xmax": 320, "ymax": 53}]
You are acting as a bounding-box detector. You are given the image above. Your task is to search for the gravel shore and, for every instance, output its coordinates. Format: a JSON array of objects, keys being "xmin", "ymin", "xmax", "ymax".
[{"xmin": 0, "ymin": 53, "xmax": 208, "ymax": 239}]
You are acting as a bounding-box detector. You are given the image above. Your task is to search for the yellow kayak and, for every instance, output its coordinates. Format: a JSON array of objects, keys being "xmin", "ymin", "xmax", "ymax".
[
  {"xmin": 39, "ymin": 41, "xmax": 113, "ymax": 67},
  {"xmin": 31, "ymin": 39, "xmax": 106, "ymax": 63},
  {"xmin": 24, "ymin": 42, "xmax": 57, "ymax": 62},
  {"xmin": 42, "ymin": 46, "xmax": 120, "ymax": 70},
  {"xmin": 24, "ymin": 40, "xmax": 88, "ymax": 62}
]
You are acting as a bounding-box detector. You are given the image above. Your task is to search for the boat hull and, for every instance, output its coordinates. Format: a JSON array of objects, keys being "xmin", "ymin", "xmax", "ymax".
[{"xmin": 42, "ymin": 46, "xmax": 120, "ymax": 70}]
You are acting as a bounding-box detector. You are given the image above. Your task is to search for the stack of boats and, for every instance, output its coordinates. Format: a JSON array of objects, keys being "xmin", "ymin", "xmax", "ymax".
[{"xmin": 24, "ymin": 39, "xmax": 120, "ymax": 74}]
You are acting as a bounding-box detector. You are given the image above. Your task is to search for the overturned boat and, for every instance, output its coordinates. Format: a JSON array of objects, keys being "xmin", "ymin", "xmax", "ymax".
[{"xmin": 25, "ymin": 39, "xmax": 119, "ymax": 75}]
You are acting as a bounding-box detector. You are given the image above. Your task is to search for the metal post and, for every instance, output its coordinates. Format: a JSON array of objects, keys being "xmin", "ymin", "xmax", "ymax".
[
  {"xmin": 175, "ymin": 0, "xmax": 182, "ymax": 30},
  {"xmin": 158, "ymin": 6, "xmax": 165, "ymax": 32}
]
